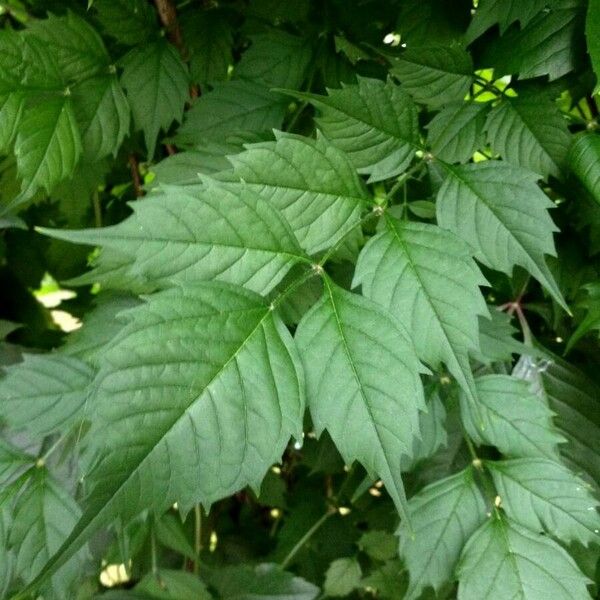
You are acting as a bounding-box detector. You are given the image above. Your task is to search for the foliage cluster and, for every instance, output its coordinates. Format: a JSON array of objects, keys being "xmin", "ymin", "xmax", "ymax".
[{"xmin": 1, "ymin": 0, "xmax": 600, "ymax": 598}]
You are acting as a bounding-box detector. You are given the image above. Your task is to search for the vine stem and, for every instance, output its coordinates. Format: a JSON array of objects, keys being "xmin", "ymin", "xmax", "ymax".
[
  {"xmin": 193, "ymin": 504, "xmax": 202, "ymax": 574},
  {"xmin": 281, "ymin": 509, "xmax": 335, "ymax": 569}
]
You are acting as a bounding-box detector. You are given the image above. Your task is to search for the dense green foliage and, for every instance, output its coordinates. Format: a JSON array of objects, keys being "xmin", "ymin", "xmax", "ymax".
[{"xmin": 1, "ymin": 0, "xmax": 600, "ymax": 598}]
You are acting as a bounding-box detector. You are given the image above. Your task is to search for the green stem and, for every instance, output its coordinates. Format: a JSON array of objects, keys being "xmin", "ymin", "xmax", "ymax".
[
  {"xmin": 385, "ymin": 161, "xmax": 425, "ymax": 201},
  {"xmin": 193, "ymin": 504, "xmax": 202, "ymax": 574},
  {"xmin": 281, "ymin": 510, "xmax": 334, "ymax": 569},
  {"xmin": 150, "ymin": 521, "xmax": 158, "ymax": 576}
]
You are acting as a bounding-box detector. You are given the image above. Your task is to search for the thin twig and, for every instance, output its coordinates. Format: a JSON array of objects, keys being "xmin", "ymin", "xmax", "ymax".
[
  {"xmin": 128, "ymin": 154, "xmax": 143, "ymax": 198},
  {"xmin": 154, "ymin": 0, "xmax": 184, "ymax": 53}
]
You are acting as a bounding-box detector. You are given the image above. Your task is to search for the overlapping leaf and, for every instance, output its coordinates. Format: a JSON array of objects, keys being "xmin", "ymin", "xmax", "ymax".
[
  {"xmin": 39, "ymin": 183, "xmax": 308, "ymax": 295},
  {"xmin": 569, "ymin": 133, "xmax": 600, "ymax": 206},
  {"xmin": 389, "ymin": 46, "xmax": 474, "ymax": 107},
  {"xmin": 457, "ymin": 516, "xmax": 591, "ymax": 599},
  {"xmin": 235, "ymin": 30, "xmax": 313, "ymax": 90},
  {"xmin": 296, "ymin": 279, "xmax": 426, "ymax": 521},
  {"xmin": 485, "ymin": 96, "xmax": 572, "ymax": 179},
  {"xmin": 462, "ymin": 374, "xmax": 564, "ymax": 459},
  {"xmin": 93, "ymin": 0, "xmax": 158, "ymax": 46},
  {"xmin": 120, "ymin": 41, "xmax": 189, "ymax": 157},
  {"xmin": 354, "ymin": 218, "xmax": 488, "ymax": 408},
  {"xmin": 398, "ymin": 469, "xmax": 487, "ymax": 599},
  {"xmin": 9, "ymin": 471, "xmax": 87, "ymax": 598},
  {"xmin": 481, "ymin": 2, "xmax": 586, "ymax": 81},
  {"xmin": 426, "ymin": 101, "xmax": 488, "ymax": 163},
  {"xmin": 18, "ymin": 282, "xmax": 306, "ymax": 595},
  {"xmin": 14, "ymin": 97, "xmax": 82, "ymax": 198},
  {"xmin": 216, "ymin": 132, "xmax": 367, "ymax": 254},
  {"xmin": 174, "ymin": 80, "xmax": 287, "ymax": 148},
  {"xmin": 72, "ymin": 75, "xmax": 130, "ymax": 161},
  {"xmin": 436, "ymin": 161, "xmax": 567, "ymax": 310},
  {"xmin": 466, "ymin": 0, "xmax": 557, "ymax": 43},
  {"xmin": 0, "ymin": 353, "xmax": 93, "ymax": 436},
  {"xmin": 488, "ymin": 458, "xmax": 600, "ymax": 546},
  {"xmin": 290, "ymin": 77, "xmax": 419, "ymax": 182}
]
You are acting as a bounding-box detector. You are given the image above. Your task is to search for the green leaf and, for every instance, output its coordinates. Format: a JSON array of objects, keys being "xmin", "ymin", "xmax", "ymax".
[
  {"xmin": 0, "ymin": 93, "xmax": 24, "ymax": 154},
  {"xmin": 436, "ymin": 161, "xmax": 567, "ymax": 311},
  {"xmin": 396, "ymin": 0, "xmax": 472, "ymax": 46},
  {"xmin": 466, "ymin": 0, "xmax": 555, "ymax": 43},
  {"xmin": 398, "ymin": 468, "xmax": 487, "ymax": 600},
  {"xmin": 9, "ymin": 470, "xmax": 87, "ymax": 598},
  {"xmin": 20, "ymin": 282, "xmax": 305, "ymax": 594},
  {"xmin": 461, "ymin": 374, "xmax": 565, "ymax": 459},
  {"xmin": 295, "ymin": 278, "xmax": 426, "ymax": 521},
  {"xmin": 136, "ymin": 570, "xmax": 212, "ymax": 600},
  {"xmin": 291, "ymin": 77, "xmax": 419, "ymax": 182},
  {"xmin": 0, "ymin": 438, "xmax": 32, "ymax": 486},
  {"xmin": 14, "ymin": 96, "xmax": 82, "ymax": 197},
  {"xmin": 534, "ymin": 355, "xmax": 600, "ymax": 486},
  {"xmin": 154, "ymin": 514, "xmax": 197, "ymax": 562},
  {"xmin": 457, "ymin": 516, "xmax": 592, "ymax": 599},
  {"xmin": 72, "ymin": 75, "xmax": 130, "ymax": 161},
  {"xmin": 568, "ymin": 282, "xmax": 600, "ymax": 351},
  {"xmin": 120, "ymin": 41, "xmax": 189, "ymax": 158},
  {"xmin": 426, "ymin": 101, "xmax": 488, "ymax": 164},
  {"xmin": 235, "ymin": 30, "xmax": 313, "ymax": 90},
  {"xmin": 587, "ymin": 0, "xmax": 600, "ymax": 93},
  {"xmin": 27, "ymin": 12, "xmax": 109, "ymax": 83},
  {"xmin": 358, "ymin": 530, "xmax": 397, "ymax": 561},
  {"xmin": 481, "ymin": 2, "xmax": 586, "ymax": 81},
  {"xmin": 389, "ymin": 46, "xmax": 474, "ymax": 107},
  {"xmin": 149, "ymin": 141, "xmax": 245, "ymax": 187},
  {"xmin": 354, "ymin": 218, "xmax": 488, "ymax": 411},
  {"xmin": 62, "ymin": 293, "xmax": 140, "ymax": 366},
  {"xmin": 216, "ymin": 132, "xmax": 367, "ymax": 254},
  {"xmin": 174, "ymin": 80, "xmax": 287, "ymax": 148},
  {"xmin": 569, "ymin": 133, "xmax": 600, "ymax": 206},
  {"xmin": 361, "ymin": 560, "xmax": 407, "ymax": 599},
  {"xmin": 39, "ymin": 183, "xmax": 308, "ymax": 295},
  {"xmin": 93, "ymin": 0, "xmax": 158, "ymax": 46},
  {"xmin": 323, "ymin": 557, "xmax": 362, "ymax": 597},
  {"xmin": 402, "ymin": 390, "xmax": 448, "ymax": 471},
  {"xmin": 209, "ymin": 563, "xmax": 319, "ymax": 600},
  {"xmin": 183, "ymin": 10, "xmax": 232, "ymax": 84},
  {"xmin": 0, "ymin": 353, "xmax": 94, "ymax": 436},
  {"xmin": 485, "ymin": 96, "xmax": 572, "ymax": 179},
  {"xmin": 475, "ymin": 309, "xmax": 531, "ymax": 364},
  {"xmin": 488, "ymin": 458, "xmax": 600, "ymax": 546}
]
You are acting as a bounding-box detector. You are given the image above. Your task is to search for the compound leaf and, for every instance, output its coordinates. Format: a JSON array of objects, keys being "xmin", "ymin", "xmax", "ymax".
[
  {"xmin": 18, "ymin": 282, "xmax": 305, "ymax": 595},
  {"xmin": 93, "ymin": 0, "xmax": 158, "ymax": 46}
]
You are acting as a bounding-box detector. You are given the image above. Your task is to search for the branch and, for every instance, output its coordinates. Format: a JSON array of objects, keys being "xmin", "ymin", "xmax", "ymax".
[
  {"xmin": 154, "ymin": 0, "xmax": 184, "ymax": 53},
  {"xmin": 128, "ymin": 153, "xmax": 144, "ymax": 198}
]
